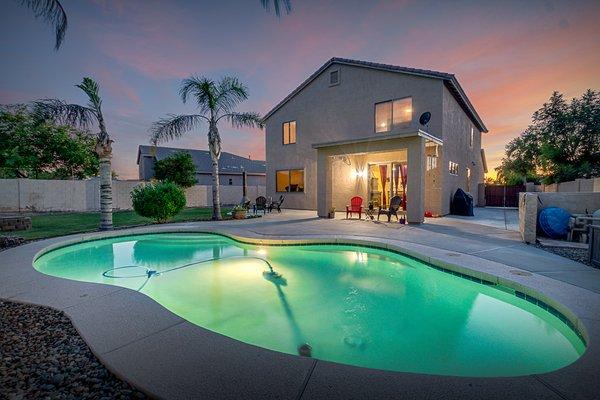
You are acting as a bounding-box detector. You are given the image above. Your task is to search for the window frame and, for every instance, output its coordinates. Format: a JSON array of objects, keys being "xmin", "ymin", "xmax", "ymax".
[
  {"xmin": 275, "ymin": 168, "xmax": 305, "ymax": 193},
  {"xmin": 426, "ymin": 155, "xmax": 438, "ymax": 171},
  {"xmin": 282, "ymin": 120, "xmax": 297, "ymax": 145},
  {"xmin": 329, "ymin": 68, "xmax": 340, "ymax": 86},
  {"xmin": 374, "ymin": 96, "xmax": 413, "ymax": 133},
  {"xmin": 448, "ymin": 161, "xmax": 459, "ymax": 176}
]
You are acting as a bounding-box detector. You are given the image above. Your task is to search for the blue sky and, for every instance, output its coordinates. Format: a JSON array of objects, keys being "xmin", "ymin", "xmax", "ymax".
[{"xmin": 1, "ymin": 0, "xmax": 598, "ymax": 178}]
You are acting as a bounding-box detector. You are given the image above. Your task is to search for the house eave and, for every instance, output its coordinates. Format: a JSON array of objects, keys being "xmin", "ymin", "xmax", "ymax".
[{"xmin": 311, "ymin": 129, "xmax": 443, "ymax": 150}]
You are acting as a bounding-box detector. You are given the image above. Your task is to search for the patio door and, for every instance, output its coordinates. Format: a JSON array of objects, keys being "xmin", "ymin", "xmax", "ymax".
[{"xmin": 368, "ymin": 162, "xmax": 404, "ymax": 208}]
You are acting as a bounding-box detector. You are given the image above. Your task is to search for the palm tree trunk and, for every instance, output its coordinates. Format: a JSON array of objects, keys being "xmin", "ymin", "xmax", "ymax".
[
  {"xmin": 208, "ymin": 121, "xmax": 222, "ymax": 220},
  {"xmin": 96, "ymin": 114, "xmax": 113, "ymax": 230},
  {"xmin": 96, "ymin": 133, "xmax": 113, "ymax": 230},
  {"xmin": 211, "ymin": 155, "xmax": 222, "ymax": 220}
]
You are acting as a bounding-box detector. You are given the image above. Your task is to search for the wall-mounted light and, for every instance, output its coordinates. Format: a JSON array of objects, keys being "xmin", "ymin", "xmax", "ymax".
[{"xmin": 352, "ymin": 169, "xmax": 366, "ymax": 179}]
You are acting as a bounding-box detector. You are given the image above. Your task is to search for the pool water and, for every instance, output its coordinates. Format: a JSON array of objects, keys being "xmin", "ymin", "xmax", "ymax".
[{"xmin": 33, "ymin": 233, "xmax": 585, "ymax": 377}]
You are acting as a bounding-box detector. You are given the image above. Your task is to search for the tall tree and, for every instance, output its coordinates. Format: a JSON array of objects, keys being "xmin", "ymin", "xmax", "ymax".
[
  {"xmin": 18, "ymin": 0, "xmax": 67, "ymax": 50},
  {"xmin": 150, "ymin": 76, "xmax": 263, "ymax": 220},
  {"xmin": 33, "ymin": 77, "xmax": 114, "ymax": 230},
  {"xmin": 496, "ymin": 90, "xmax": 600, "ymax": 184},
  {"xmin": 0, "ymin": 104, "xmax": 98, "ymax": 179}
]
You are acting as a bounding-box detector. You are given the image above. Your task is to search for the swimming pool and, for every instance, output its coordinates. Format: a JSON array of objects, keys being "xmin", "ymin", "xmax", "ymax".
[{"xmin": 33, "ymin": 232, "xmax": 585, "ymax": 377}]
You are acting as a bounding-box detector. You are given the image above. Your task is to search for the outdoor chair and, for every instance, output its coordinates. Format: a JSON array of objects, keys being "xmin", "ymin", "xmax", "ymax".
[
  {"xmin": 242, "ymin": 200, "xmax": 251, "ymax": 210},
  {"xmin": 270, "ymin": 195, "xmax": 285, "ymax": 213},
  {"xmin": 346, "ymin": 196, "xmax": 364, "ymax": 219},
  {"xmin": 377, "ymin": 195, "xmax": 402, "ymax": 222},
  {"xmin": 254, "ymin": 196, "xmax": 268, "ymax": 215}
]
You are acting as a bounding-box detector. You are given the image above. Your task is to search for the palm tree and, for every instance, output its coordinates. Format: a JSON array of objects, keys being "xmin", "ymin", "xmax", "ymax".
[
  {"xmin": 260, "ymin": 0, "xmax": 292, "ymax": 16},
  {"xmin": 150, "ymin": 76, "xmax": 263, "ymax": 220},
  {"xmin": 34, "ymin": 77, "xmax": 114, "ymax": 230},
  {"xmin": 19, "ymin": 0, "xmax": 68, "ymax": 50},
  {"xmin": 16, "ymin": 0, "xmax": 289, "ymax": 51}
]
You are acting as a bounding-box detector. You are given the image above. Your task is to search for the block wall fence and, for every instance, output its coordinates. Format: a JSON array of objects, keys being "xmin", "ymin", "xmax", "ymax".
[{"xmin": 0, "ymin": 179, "xmax": 265, "ymax": 212}]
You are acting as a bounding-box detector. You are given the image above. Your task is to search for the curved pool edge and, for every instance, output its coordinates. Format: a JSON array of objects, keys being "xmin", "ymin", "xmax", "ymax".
[
  {"xmin": 30, "ymin": 227, "xmax": 590, "ymax": 345},
  {"xmin": 4, "ymin": 225, "xmax": 600, "ymax": 399}
]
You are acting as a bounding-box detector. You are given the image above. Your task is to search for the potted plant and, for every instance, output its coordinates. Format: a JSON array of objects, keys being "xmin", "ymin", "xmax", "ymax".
[
  {"xmin": 328, "ymin": 207, "xmax": 336, "ymax": 219},
  {"xmin": 232, "ymin": 204, "xmax": 247, "ymax": 220}
]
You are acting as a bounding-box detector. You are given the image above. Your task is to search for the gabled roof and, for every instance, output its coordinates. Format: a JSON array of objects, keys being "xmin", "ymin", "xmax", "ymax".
[
  {"xmin": 263, "ymin": 57, "xmax": 488, "ymax": 133},
  {"xmin": 137, "ymin": 145, "xmax": 266, "ymax": 174}
]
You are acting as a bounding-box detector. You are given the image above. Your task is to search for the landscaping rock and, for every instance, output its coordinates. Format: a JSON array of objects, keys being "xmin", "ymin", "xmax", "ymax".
[
  {"xmin": 534, "ymin": 243, "xmax": 593, "ymax": 267},
  {"xmin": 0, "ymin": 300, "xmax": 148, "ymax": 399},
  {"xmin": 0, "ymin": 236, "xmax": 25, "ymax": 250}
]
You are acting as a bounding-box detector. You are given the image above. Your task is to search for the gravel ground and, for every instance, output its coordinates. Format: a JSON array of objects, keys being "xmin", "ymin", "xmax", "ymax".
[
  {"xmin": 534, "ymin": 243, "xmax": 593, "ymax": 267},
  {"xmin": 0, "ymin": 300, "xmax": 148, "ymax": 399}
]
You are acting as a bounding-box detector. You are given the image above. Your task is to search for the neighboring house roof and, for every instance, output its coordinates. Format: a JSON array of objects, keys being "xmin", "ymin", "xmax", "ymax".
[
  {"xmin": 263, "ymin": 57, "xmax": 488, "ymax": 133},
  {"xmin": 137, "ymin": 145, "xmax": 266, "ymax": 175}
]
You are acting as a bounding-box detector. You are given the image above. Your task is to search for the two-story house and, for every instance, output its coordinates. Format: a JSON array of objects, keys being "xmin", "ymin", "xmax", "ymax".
[{"xmin": 263, "ymin": 58, "xmax": 488, "ymax": 223}]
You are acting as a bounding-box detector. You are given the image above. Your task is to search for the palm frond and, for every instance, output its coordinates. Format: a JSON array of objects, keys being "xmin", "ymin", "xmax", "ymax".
[
  {"xmin": 260, "ymin": 0, "xmax": 292, "ymax": 17},
  {"xmin": 150, "ymin": 114, "xmax": 209, "ymax": 144},
  {"xmin": 221, "ymin": 112, "xmax": 264, "ymax": 129},
  {"xmin": 215, "ymin": 76, "xmax": 249, "ymax": 114},
  {"xmin": 75, "ymin": 77, "xmax": 102, "ymax": 112},
  {"xmin": 32, "ymin": 98, "xmax": 96, "ymax": 128},
  {"xmin": 20, "ymin": 0, "xmax": 68, "ymax": 50},
  {"xmin": 179, "ymin": 76, "xmax": 216, "ymax": 114}
]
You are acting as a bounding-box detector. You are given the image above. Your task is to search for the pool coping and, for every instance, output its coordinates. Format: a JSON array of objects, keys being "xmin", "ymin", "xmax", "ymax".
[{"xmin": 2, "ymin": 224, "xmax": 600, "ymax": 400}]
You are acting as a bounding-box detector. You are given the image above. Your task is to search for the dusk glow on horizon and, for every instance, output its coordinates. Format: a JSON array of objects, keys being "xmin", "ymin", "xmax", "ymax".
[{"xmin": 1, "ymin": 0, "xmax": 598, "ymax": 179}]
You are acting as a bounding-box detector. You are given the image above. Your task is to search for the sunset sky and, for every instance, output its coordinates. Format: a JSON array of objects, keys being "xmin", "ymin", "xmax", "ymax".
[{"xmin": 1, "ymin": 0, "xmax": 599, "ymax": 179}]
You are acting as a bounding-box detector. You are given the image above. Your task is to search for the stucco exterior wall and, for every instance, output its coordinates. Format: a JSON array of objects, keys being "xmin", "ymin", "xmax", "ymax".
[
  {"xmin": 265, "ymin": 63, "xmax": 444, "ymax": 210},
  {"xmin": 0, "ymin": 179, "xmax": 265, "ymax": 211},
  {"xmin": 441, "ymin": 86, "xmax": 484, "ymax": 214}
]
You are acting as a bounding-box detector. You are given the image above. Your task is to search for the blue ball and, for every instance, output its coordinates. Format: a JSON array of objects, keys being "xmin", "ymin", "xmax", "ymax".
[{"xmin": 538, "ymin": 207, "xmax": 571, "ymax": 239}]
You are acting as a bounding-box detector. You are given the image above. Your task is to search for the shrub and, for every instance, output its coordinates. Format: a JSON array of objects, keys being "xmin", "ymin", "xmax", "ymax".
[
  {"xmin": 131, "ymin": 182, "xmax": 186, "ymax": 223},
  {"xmin": 153, "ymin": 151, "xmax": 196, "ymax": 188}
]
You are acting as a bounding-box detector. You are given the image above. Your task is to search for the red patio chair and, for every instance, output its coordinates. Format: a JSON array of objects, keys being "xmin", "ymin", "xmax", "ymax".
[{"xmin": 346, "ymin": 196, "xmax": 364, "ymax": 219}]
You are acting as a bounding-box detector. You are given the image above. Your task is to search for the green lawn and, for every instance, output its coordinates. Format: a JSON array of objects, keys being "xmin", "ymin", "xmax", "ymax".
[{"xmin": 6, "ymin": 207, "xmax": 230, "ymax": 240}]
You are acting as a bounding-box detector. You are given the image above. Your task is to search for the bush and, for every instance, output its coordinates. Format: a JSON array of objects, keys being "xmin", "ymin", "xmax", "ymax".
[
  {"xmin": 153, "ymin": 151, "xmax": 196, "ymax": 188},
  {"xmin": 131, "ymin": 182, "xmax": 186, "ymax": 223}
]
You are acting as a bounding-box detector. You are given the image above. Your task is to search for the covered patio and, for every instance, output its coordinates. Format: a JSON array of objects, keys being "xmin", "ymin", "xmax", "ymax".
[{"xmin": 313, "ymin": 130, "xmax": 443, "ymax": 223}]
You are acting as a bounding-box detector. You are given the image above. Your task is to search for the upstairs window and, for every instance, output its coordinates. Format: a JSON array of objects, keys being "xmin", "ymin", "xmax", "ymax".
[
  {"xmin": 449, "ymin": 161, "xmax": 459, "ymax": 176},
  {"xmin": 329, "ymin": 69, "xmax": 340, "ymax": 86},
  {"xmin": 375, "ymin": 97, "xmax": 412, "ymax": 132},
  {"xmin": 282, "ymin": 121, "xmax": 296, "ymax": 145}
]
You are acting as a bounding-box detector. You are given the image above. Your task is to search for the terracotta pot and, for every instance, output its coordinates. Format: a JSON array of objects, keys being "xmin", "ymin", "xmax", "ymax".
[{"xmin": 232, "ymin": 210, "xmax": 246, "ymax": 220}]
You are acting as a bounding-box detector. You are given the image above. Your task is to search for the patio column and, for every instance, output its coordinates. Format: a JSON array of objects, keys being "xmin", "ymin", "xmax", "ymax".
[
  {"xmin": 406, "ymin": 136, "xmax": 426, "ymax": 224},
  {"xmin": 316, "ymin": 149, "xmax": 332, "ymax": 217}
]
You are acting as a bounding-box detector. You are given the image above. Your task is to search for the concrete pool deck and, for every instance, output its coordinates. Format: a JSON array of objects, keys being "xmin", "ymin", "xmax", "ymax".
[{"xmin": 1, "ymin": 209, "xmax": 599, "ymax": 399}]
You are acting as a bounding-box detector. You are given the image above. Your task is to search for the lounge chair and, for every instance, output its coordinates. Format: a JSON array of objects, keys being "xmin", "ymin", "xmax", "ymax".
[
  {"xmin": 346, "ymin": 196, "xmax": 364, "ymax": 219},
  {"xmin": 270, "ymin": 195, "xmax": 285, "ymax": 213},
  {"xmin": 254, "ymin": 196, "xmax": 268, "ymax": 215},
  {"xmin": 377, "ymin": 195, "xmax": 402, "ymax": 222}
]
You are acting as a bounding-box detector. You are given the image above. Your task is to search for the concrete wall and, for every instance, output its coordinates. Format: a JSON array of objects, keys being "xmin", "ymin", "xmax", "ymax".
[
  {"xmin": 441, "ymin": 86, "xmax": 484, "ymax": 214},
  {"xmin": 518, "ymin": 191, "xmax": 600, "ymax": 243},
  {"xmin": 265, "ymin": 63, "xmax": 444, "ymax": 210},
  {"xmin": 543, "ymin": 178, "xmax": 600, "ymax": 193},
  {"xmin": 0, "ymin": 179, "xmax": 265, "ymax": 212}
]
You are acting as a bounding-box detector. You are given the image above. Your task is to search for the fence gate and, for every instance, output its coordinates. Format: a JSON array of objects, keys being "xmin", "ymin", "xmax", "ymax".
[{"xmin": 484, "ymin": 185, "xmax": 525, "ymax": 207}]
